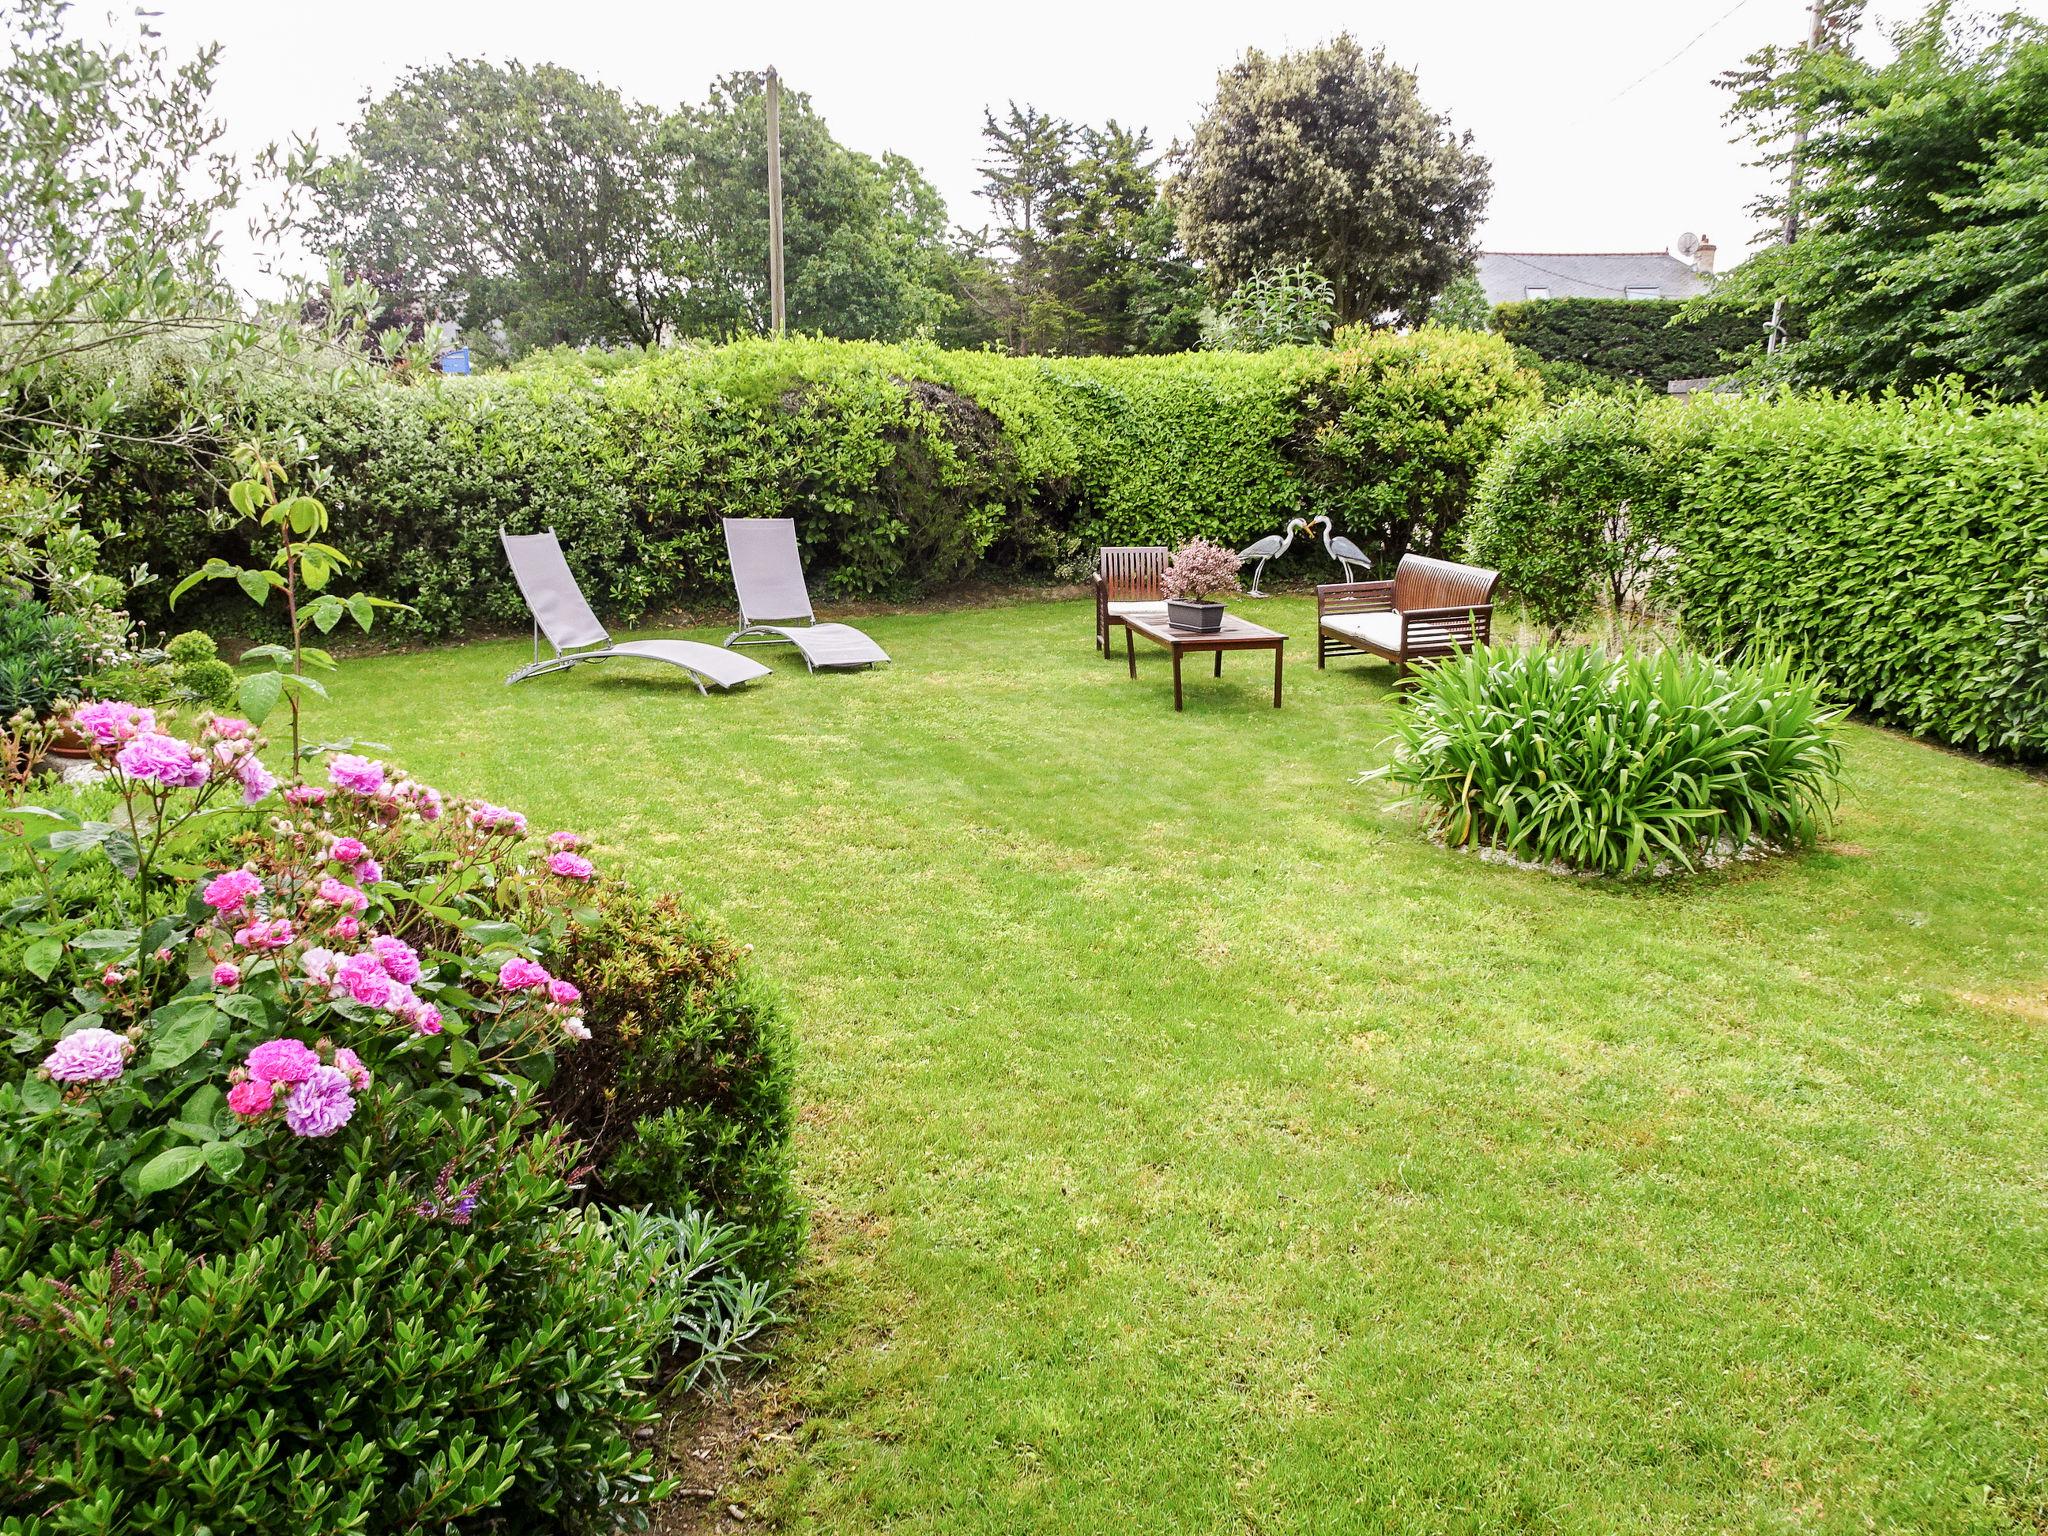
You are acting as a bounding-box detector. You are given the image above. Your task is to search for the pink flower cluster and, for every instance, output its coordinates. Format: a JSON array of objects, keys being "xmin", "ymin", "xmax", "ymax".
[
  {"xmin": 116, "ymin": 732, "xmax": 210, "ymax": 789},
  {"xmin": 497, "ymin": 957, "xmax": 588, "ymax": 1039},
  {"xmin": 547, "ymin": 851, "xmax": 595, "ymax": 880},
  {"xmin": 304, "ymin": 937, "xmax": 441, "ymax": 1033},
  {"xmin": 40, "ymin": 1026, "xmax": 135, "ymax": 1084},
  {"xmin": 470, "ymin": 803, "xmax": 527, "ymax": 835},
  {"xmin": 201, "ymin": 715, "xmax": 276, "ymax": 805},
  {"xmin": 228, "ymin": 1037, "xmax": 369, "ymax": 1138},
  {"xmin": 73, "ymin": 700, "xmax": 154, "ymax": 746},
  {"xmin": 203, "ymin": 868, "xmax": 264, "ymax": 917},
  {"xmin": 329, "ymin": 754, "xmax": 386, "ymax": 796},
  {"xmin": 1158, "ymin": 537, "xmax": 1244, "ymax": 603}
]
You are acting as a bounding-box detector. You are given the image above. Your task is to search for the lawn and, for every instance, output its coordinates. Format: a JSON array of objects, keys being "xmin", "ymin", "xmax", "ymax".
[{"xmin": 321, "ymin": 595, "xmax": 2048, "ymax": 1535}]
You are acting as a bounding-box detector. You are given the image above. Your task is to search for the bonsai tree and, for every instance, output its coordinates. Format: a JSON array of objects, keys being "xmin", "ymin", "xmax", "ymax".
[{"xmin": 1159, "ymin": 538, "xmax": 1244, "ymax": 604}]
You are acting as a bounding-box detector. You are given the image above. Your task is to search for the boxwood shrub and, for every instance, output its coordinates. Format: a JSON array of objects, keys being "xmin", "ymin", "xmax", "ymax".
[
  {"xmin": 47, "ymin": 330, "xmax": 1540, "ymax": 640},
  {"xmin": 543, "ymin": 880, "xmax": 801, "ymax": 1283}
]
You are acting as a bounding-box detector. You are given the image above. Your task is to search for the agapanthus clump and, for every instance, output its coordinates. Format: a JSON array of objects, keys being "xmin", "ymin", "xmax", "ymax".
[{"xmin": 41, "ymin": 1026, "xmax": 135, "ymax": 1084}]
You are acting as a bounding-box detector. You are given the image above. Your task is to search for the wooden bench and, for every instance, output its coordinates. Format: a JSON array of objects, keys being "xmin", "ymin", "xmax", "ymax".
[
  {"xmin": 1317, "ymin": 553, "xmax": 1499, "ymax": 676},
  {"xmin": 1094, "ymin": 546, "xmax": 1171, "ymax": 659}
]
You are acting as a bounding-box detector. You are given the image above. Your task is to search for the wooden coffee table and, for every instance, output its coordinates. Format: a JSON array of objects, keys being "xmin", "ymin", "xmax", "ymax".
[{"xmin": 1122, "ymin": 612, "xmax": 1286, "ymax": 711}]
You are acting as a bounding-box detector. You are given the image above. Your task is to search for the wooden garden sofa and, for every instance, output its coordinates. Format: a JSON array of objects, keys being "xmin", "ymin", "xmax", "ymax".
[
  {"xmin": 1317, "ymin": 553, "xmax": 1499, "ymax": 676},
  {"xmin": 1094, "ymin": 546, "xmax": 1171, "ymax": 658}
]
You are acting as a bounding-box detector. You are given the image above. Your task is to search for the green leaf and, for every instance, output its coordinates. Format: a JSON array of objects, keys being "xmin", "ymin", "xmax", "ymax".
[
  {"xmin": 70, "ymin": 927, "xmax": 139, "ymax": 954},
  {"xmin": 214, "ymin": 991, "xmax": 268, "ymax": 1023},
  {"xmin": 238, "ymin": 669, "xmax": 285, "ymax": 725},
  {"xmin": 133, "ymin": 1145, "xmax": 207, "ymax": 1195},
  {"xmin": 239, "ymin": 643, "xmax": 293, "ymax": 664},
  {"xmin": 285, "ymin": 495, "xmax": 323, "ymax": 534},
  {"xmin": 203, "ymin": 1141, "xmax": 246, "ymax": 1179},
  {"xmin": 348, "ymin": 593, "xmax": 375, "ymax": 632},
  {"xmin": 236, "ymin": 568, "xmax": 272, "ymax": 606},
  {"xmin": 147, "ymin": 1006, "xmax": 216, "ymax": 1070},
  {"xmin": 24, "ymin": 937, "xmax": 63, "ymax": 979},
  {"xmin": 18, "ymin": 1076, "xmax": 59, "ymax": 1115},
  {"xmin": 228, "ymin": 479, "xmax": 267, "ymax": 519}
]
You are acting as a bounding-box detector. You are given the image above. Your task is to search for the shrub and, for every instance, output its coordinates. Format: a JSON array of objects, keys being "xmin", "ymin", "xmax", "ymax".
[
  {"xmin": 1201, "ymin": 263, "xmax": 1336, "ymax": 351},
  {"xmin": 1464, "ymin": 393, "xmax": 1687, "ymax": 637},
  {"xmin": 0, "ymin": 595, "xmax": 90, "ymax": 717},
  {"xmin": 1159, "ymin": 537, "xmax": 1243, "ymax": 602},
  {"xmin": 0, "ymin": 1097, "xmax": 683, "ymax": 1533},
  {"xmin": 543, "ymin": 879, "xmax": 801, "ymax": 1282},
  {"xmin": 1989, "ymin": 587, "xmax": 2048, "ymax": 758},
  {"xmin": 1374, "ymin": 644, "xmax": 1845, "ymax": 877},
  {"xmin": 1662, "ymin": 386, "xmax": 2048, "ymax": 754},
  {"xmin": 27, "ymin": 332, "xmax": 1540, "ymax": 638},
  {"xmin": 0, "ymin": 722, "xmax": 794, "ymax": 1528},
  {"xmin": 1492, "ymin": 297, "xmax": 1764, "ymax": 390}
]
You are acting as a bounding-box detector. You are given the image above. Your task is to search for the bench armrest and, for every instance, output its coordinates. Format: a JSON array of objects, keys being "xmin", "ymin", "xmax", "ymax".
[
  {"xmin": 1317, "ymin": 580, "xmax": 1396, "ymax": 619},
  {"xmin": 1398, "ymin": 603, "xmax": 1494, "ymax": 648}
]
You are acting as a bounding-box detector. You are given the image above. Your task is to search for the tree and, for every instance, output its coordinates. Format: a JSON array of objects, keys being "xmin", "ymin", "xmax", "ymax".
[
  {"xmin": 308, "ymin": 60, "xmax": 676, "ymax": 356},
  {"xmin": 1170, "ymin": 35, "xmax": 1491, "ymax": 327},
  {"xmin": 1702, "ymin": 1, "xmax": 2048, "ymax": 395},
  {"xmin": 970, "ymin": 104, "xmax": 1203, "ymax": 355},
  {"xmin": 1427, "ymin": 272, "xmax": 1491, "ymax": 331},
  {"xmin": 664, "ymin": 72, "xmax": 960, "ymax": 342}
]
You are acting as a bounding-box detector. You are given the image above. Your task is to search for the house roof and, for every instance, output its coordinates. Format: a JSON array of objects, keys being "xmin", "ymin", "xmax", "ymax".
[{"xmin": 1477, "ymin": 251, "xmax": 1712, "ymax": 305}]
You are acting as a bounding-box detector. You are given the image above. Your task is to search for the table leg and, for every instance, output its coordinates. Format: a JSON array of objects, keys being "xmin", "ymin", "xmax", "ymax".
[
  {"xmin": 1213, "ymin": 649, "xmax": 1222, "ymax": 678},
  {"xmin": 1125, "ymin": 628, "xmax": 1135, "ymax": 678},
  {"xmin": 1172, "ymin": 650, "xmax": 1183, "ymax": 711},
  {"xmin": 1273, "ymin": 643, "xmax": 1283, "ymax": 708}
]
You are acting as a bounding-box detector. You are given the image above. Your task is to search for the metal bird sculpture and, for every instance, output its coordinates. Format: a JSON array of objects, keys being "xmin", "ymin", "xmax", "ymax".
[
  {"xmin": 1236, "ymin": 517, "xmax": 1306, "ymax": 597},
  {"xmin": 1311, "ymin": 515, "xmax": 1371, "ymax": 582}
]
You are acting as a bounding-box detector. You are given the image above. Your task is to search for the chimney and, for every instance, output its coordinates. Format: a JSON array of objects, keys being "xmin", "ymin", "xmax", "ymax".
[{"xmin": 1693, "ymin": 234, "xmax": 1717, "ymax": 274}]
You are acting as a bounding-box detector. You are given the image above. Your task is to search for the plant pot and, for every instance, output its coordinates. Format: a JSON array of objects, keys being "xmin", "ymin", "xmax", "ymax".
[
  {"xmin": 1166, "ymin": 599, "xmax": 1225, "ymax": 633},
  {"xmin": 41, "ymin": 723, "xmax": 95, "ymax": 765}
]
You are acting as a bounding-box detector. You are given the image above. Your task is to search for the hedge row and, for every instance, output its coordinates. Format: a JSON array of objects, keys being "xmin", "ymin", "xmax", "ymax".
[
  {"xmin": 1662, "ymin": 389, "xmax": 2048, "ymax": 756},
  {"xmin": 1493, "ymin": 298, "xmax": 1764, "ymax": 391},
  {"xmin": 67, "ymin": 330, "xmax": 1541, "ymax": 639}
]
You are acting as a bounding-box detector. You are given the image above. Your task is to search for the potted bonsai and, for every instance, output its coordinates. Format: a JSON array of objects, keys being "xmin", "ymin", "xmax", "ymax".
[{"xmin": 1160, "ymin": 537, "xmax": 1243, "ymax": 633}]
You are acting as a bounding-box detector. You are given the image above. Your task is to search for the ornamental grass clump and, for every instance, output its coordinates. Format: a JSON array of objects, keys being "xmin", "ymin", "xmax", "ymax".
[{"xmin": 1374, "ymin": 644, "xmax": 1845, "ymax": 877}]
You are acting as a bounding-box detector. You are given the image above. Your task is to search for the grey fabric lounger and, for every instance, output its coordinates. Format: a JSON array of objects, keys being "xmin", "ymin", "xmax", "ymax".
[
  {"xmin": 500, "ymin": 528, "xmax": 771, "ymax": 693},
  {"xmin": 721, "ymin": 517, "xmax": 891, "ymax": 671}
]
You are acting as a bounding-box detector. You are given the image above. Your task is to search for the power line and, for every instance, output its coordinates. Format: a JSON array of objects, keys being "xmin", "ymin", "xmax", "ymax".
[{"xmin": 1566, "ymin": 0, "xmax": 1763, "ymax": 125}]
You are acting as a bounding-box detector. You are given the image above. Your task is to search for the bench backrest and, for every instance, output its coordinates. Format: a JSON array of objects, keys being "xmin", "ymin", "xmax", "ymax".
[
  {"xmin": 1099, "ymin": 546, "xmax": 1170, "ymax": 602},
  {"xmin": 1392, "ymin": 553, "xmax": 1499, "ymax": 612}
]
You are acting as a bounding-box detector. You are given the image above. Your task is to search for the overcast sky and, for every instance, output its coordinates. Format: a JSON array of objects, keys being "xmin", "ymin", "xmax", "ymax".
[{"xmin": 99, "ymin": 0, "xmax": 2036, "ymax": 291}]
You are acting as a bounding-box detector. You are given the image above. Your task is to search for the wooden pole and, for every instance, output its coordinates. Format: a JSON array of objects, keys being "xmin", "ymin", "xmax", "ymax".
[
  {"xmin": 1768, "ymin": 2, "xmax": 1825, "ymax": 355},
  {"xmin": 766, "ymin": 67, "xmax": 786, "ymax": 337}
]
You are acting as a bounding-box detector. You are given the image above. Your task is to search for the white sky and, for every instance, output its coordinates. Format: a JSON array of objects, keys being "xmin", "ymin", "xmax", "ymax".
[{"xmin": 96, "ymin": 0, "xmax": 2038, "ymax": 292}]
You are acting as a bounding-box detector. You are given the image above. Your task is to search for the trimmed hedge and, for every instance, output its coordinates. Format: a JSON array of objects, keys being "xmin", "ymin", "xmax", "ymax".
[
  {"xmin": 62, "ymin": 331, "xmax": 1540, "ymax": 639},
  {"xmin": 1493, "ymin": 298, "xmax": 1763, "ymax": 391},
  {"xmin": 1472, "ymin": 386, "xmax": 2048, "ymax": 757},
  {"xmin": 1664, "ymin": 389, "xmax": 2048, "ymax": 756}
]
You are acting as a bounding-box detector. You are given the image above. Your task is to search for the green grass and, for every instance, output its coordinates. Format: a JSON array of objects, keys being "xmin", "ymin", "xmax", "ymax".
[{"xmin": 321, "ymin": 597, "xmax": 2048, "ymax": 1535}]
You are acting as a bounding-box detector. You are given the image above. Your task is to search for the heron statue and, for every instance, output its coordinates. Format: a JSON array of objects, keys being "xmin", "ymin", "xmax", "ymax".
[
  {"xmin": 1236, "ymin": 517, "xmax": 1307, "ymax": 597},
  {"xmin": 1310, "ymin": 515, "xmax": 1371, "ymax": 582}
]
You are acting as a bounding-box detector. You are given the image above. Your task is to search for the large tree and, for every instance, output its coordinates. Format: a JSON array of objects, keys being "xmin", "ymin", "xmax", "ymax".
[
  {"xmin": 1170, "ymin": 35, "xmax": 1490, "ymax": 327},
  {"xmin": 308, "ymin": 60, "xmax": 675, "ymax": 355},
  {"xmin": 663, "ymin": 72, "xmax": 960, "ymax": 342},
  {"xmin": 969, "ymin": 104, "xmax": 1202, "ymax": 355},
  {"xmin": 1703, "ymin": 1, "xmax": 2048, "ymax": 396}
]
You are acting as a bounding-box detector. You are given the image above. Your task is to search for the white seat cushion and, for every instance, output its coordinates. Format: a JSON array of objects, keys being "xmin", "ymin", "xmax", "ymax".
[
  {"xmin": 1321, "ymin": 612, "xmax": 1403, "ymax": 652},
  {"xmin": 1107, "ymin": 601, "xmax": 1169, "ymax": 618}
]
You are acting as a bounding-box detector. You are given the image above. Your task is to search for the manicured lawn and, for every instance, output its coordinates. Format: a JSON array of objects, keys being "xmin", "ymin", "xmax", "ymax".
[{"xmin": 322, "ymin": 596, "xmax": 2048, "ymax": 1534}]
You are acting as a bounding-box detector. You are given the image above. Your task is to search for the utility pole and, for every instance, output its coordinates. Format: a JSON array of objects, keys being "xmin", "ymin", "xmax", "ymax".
[
  {"xmin": 766, "ymin": 66, "xmax": 786, "ymax": 337},
  {"xmin": 1768, "ymin": 2, "xmax": 1826, "ymax": 354}
]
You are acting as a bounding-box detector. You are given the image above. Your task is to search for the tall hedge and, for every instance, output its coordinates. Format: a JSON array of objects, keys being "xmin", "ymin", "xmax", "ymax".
[
  {"xmin": 1493, "ymin": 298, "xmax": 1763, "ymax": 390},
  {"xmin": 59, "ymin": 331, "xmax": 1540, "ymax": 639},
  {"xmin": 1664, "ymin": 388, "xmax": 2048, "ymax": 756}
]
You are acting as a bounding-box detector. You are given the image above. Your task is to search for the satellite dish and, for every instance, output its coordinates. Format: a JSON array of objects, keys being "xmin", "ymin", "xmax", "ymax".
[{"xmin": 1675, "ymin": 231, "xmax": 1701, "ymax": 257}]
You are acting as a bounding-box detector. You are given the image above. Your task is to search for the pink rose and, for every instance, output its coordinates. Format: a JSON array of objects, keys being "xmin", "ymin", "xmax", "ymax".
[
  {"xmin": 245, "ymin": 1037, "xmax": 320, "ymax": 1085},
  {"xmin": 547, "ymin": 851, "xmax": 595, "ymax": 881},
  {"xmin": 332, "ymin": 1046, "xmax": 371, "ymax": 1090},
  {"xmin": 212, "ymin": 962, "xmax": 241, "ymax": 989},
  {"xmin": 371, "ymin": 934, "xmax": 421, "ymax": 984},
  {"xmin": 233, "ymin": 917, "xmax": 295, "ymax": 951},
  {"xmin": 202, "ymin": 869, "xmax": 264, "ymax": 916},
  {"xmin": 328, "ymin": 837, "xmax": 368, "ymax": 864},
  {"xmin": 547, "ymin": 978, "xmax": 582, "ymax": 1008},
  {"xmin": 115, "ymin": 732, "xmax": 209, "ymax": 789},
  {"xmin": 497, "ymin": 956, "xmax": 550, "ymax": 991},
  {"xmin": 227, "ymin": 1077, "xmax": 278, "ymax": 1120},
  {"xmin": 335, "ymin": 952, "xmax": 393, "ymax": 1008},
  {"xmin": 328, "ymin": 755, "xmax": 386, "ymax": 796}
]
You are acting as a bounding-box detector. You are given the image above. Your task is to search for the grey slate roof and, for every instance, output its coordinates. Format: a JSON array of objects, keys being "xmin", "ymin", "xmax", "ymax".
[{"xmin": 1477, "ymin": 251, "xmax": 1712, "ymax": 305}]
